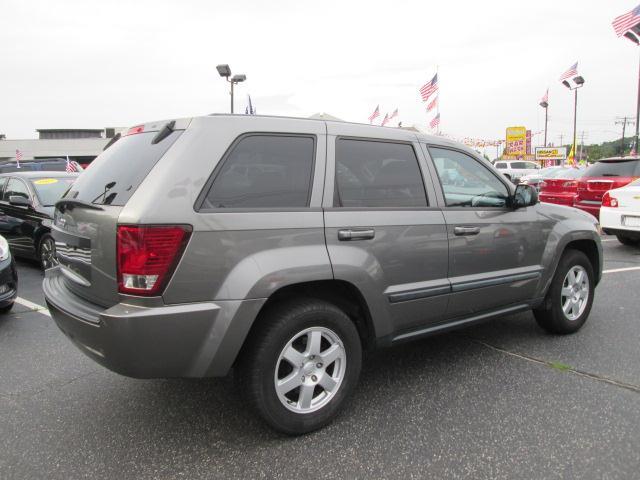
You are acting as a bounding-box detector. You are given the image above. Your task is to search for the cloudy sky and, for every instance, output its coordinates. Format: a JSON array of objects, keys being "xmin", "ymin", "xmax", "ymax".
[{"xmin": 2, "ymin": 0, "xmax": 639, "ymax": 150}]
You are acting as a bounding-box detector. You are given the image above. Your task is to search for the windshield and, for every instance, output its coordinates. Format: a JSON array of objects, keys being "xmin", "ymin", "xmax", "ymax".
[
  {"xmin": 30, "ymin": 177, "xmax": 76, "ymax": 206},
  {"xmin": 584, "ymin": 160, "xmax": 640, "ymax": 177}
]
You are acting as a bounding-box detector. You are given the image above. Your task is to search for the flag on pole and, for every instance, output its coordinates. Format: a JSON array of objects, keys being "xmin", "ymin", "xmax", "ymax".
[
  {"xmin": 381, "ymin": 113, "xmax": 390, "ymax": 126},
  {"xmin": 540, "ymin": 89, "xmax": 549, "ymax": 105},
  {"xmin": 429, "ymin": 113, "xmax": 441, "ymax": 130},
  {"xmin": 559, "ymin": 62, "xmax": 578, "ymax": 82},
  {"xmin": 612, "ymin": 4, "xmax": 640, "ymax": 37},
  {"xmin": 388, "ymin": 108, "xmax": 398, "ymax": 121},
  {"xmin": 426, "ymin": 96, "xmax": 438, "ymax": 112},
  {"xmin": 66, "ymin": 155, "xmax": 78, "ymax": 173},
  {"xmin": 368, "ymin": 105, "xmax": 380, "ymax": 123},
  {"xmin": 567, "ymin": 144, "xmax": 576, "ymax": 166},
  {"xmin": 15, "ymin": 149, "xmax": 22, "ymax": 168},
  {"xmin": 419, "ymin": 73, "xmax": 438, "ymax": 102}
]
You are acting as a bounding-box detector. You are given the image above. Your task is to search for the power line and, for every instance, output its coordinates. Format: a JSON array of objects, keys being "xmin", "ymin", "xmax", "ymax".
[{"xmin": 615, "ymin": 116, "xmax": 635, "ymax": 156}]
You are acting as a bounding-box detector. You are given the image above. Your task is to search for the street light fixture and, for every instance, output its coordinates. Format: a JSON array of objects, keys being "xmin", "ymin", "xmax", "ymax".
[
  {"xmin": 562, "ymin": 75, "xmax": 585, "ymax": 166},
  {"xmin": 216, "ymin": 64, "xmax": 247, "ymax": 114}
]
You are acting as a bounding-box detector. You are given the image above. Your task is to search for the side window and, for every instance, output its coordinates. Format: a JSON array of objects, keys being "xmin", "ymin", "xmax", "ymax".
[
  {"xmin": 4, "ymin": 178, "xmax": 31, "ymax": 202},
  {"xmin": 334, "ymin": 139, "xmax": 427, "ymax": 208},
  {"xmin": 525, "ymin": 162, "xmax": 539, "ymax": 169},
  {"xmin": 429, "ymin": 147, "xmax": 509, "ymax": 208},
  {"xmin": 202, "ymin": 135, "xmax": 315, "ymax": 209},
  {"xmin": 510, "ymin": 161, "xmax": 526, "ymax": 169},
  {"xmin": 495, "ymin": 162, "xmax": 507, "ymax": 169}
]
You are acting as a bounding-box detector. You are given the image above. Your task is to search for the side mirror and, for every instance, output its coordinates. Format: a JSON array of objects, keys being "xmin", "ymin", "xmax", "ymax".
[
  {"xmin": 9, "ymin": 195, "xmax": 32, "ymax": 208},
  {"xmin": 513, "ymin": 184, "xmax": 538, "ymax": 209}
]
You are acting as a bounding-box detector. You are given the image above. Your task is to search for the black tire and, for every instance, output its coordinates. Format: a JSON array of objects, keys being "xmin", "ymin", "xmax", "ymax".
[
  {"xmin": 616, "ymin": 234, "xmax": 639, "ymax": 246},
  {"xmin": 238, "ymin": 298, "xmax": 362, "ymax": 435},
  {"xmin": 38, "ymin": 234, "xmax": 57, "ymax": 270},
  {"xmin": 0, "ymin": 302, "xmax": 14, "ymax": 314},
  {"xmin": 533, "ymin": 249, "xmax": 594, "ymax": 334}
]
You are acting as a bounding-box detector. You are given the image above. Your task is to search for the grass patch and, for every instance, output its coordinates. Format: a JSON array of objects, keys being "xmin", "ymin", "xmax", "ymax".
[{"xmin": 549, "ymin": 361, "xmax": 572, "ymax": 372}]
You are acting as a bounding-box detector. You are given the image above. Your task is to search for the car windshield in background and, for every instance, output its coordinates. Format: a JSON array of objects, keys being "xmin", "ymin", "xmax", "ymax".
[
  {"xmin": 64, "ymin": 130, "xmax": 182, "ymax": 206},
  {"xmin": 584, "ymin": 160, "xmax": 640, "ymax": 177},
  {"xmin": 550, "ymin": 168, "xmax": 584, "ymax": 179},
  {"xmin": 30, "ymin": 177, "xmax": 76, "ymax": 206}
]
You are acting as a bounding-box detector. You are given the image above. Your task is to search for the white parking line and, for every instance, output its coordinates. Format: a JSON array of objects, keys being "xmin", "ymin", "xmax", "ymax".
[
  {"xmin": 15, "ymin": 297, "xmax": 51, "ymax": 317},
  {"xmin": 603, "ymin": 266, "xmax": 640, "ymax": 274}
]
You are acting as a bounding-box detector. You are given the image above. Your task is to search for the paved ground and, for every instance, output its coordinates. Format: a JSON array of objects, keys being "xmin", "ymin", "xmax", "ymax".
[{"xmin": 1, "ymin": 238, "xmax": 640, "ymax": 479}]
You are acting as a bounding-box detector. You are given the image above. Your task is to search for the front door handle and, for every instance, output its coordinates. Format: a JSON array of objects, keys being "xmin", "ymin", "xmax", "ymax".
[
  {"xmin": 338, "ymin": 228, "xmax": 375, "ymax": 241},
  {"xmin": 454, "ymin": 226, "xmax": 480, "ymax": 236}
]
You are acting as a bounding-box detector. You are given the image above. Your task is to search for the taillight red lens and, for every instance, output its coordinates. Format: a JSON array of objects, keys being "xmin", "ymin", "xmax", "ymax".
[
  {"xmin": 562, "ymin": 181, "xmax": 577, "ymax": 188},
  {"xmin": 602, "ymin": 191, "xmax": 618, "ymax": 208},
  {"xmin": 117, "ymin": 225, "xmax": 191, "ymax": 296}
]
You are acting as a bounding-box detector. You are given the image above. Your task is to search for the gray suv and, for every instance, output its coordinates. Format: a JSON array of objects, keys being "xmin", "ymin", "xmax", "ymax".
[{"xmin": 44, "ymin": 115, "xmax": 602, "ymax": 434}]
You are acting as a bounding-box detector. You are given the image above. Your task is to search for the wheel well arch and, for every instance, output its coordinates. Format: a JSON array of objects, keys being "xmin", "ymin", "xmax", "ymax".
[
  {"xmin": 562, "ymin": 239, "xmax": 600, "ymax": 282},
  {"xmin": 248, "ymin": 280, "xmax": 376, "ymax": 350}
]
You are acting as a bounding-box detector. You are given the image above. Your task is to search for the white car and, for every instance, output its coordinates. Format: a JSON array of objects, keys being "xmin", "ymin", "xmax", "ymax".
[
  {"xmin": 600, "ymin": 178, "xmax": 640, "ymax": 245},
  {"xmin": 494, "ymin": 160, "xmax": 541, "ymax": 183}
]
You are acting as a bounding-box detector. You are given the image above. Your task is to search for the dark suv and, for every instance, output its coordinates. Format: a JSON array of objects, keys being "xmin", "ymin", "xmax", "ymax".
[{"xmin": 44, "ymin": 115, "xmax": 602, "ymax": 434}]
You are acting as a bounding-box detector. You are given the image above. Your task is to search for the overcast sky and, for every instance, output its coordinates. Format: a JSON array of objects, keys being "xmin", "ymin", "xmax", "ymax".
[{"xmin": 2, "ymin": 0, "xmax": 639, "ymax": 149}]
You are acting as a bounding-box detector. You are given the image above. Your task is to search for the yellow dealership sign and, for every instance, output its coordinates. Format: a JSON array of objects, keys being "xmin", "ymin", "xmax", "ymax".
[
  {"xmin": 505, "ymin": 126, "xmax": 527, "ymax": 156},
  {"xmin": 535, "ymin": 147, "xmax": 567, "ymax": 161}
]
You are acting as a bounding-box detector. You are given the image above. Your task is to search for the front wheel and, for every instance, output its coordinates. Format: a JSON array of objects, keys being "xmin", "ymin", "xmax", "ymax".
[
  {"xmin": 533, "ymin": 249, "xmax": 594, "ymax": 334},
  {"xmin": 38, "ymin": 234, "xmax": 57, "ymax": 270},
  {"xmin": 238, "ymin": 299, "xmax": 362, "ymax": 435}
]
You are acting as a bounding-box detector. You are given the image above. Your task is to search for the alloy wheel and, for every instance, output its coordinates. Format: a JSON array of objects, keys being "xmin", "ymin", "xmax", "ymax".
[{"xmin": 560, "ymin": 265, "xmax": 589, "ymax": 321}]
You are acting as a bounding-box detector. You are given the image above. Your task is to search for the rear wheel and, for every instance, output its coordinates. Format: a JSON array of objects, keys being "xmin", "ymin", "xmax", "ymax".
[
  {"xmin": 38, "ymin": 234, "xmax": 57, "ymax": 270},
  {"xmin": 533, "ymin": 249, "xmax": 594, "ymax": 334},
  {"xmin": 238, "ymin": 298, "xmax": 362, "ymax": 435},
  {"xmin": 616, "ymin": 234, "xmax": 639, "ymax": 246}
]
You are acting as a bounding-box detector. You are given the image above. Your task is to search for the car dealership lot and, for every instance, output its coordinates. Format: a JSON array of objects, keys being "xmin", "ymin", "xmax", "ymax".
[{"xmin": 1, "ymin": 237, "xmax": 640, "ymax": 479}]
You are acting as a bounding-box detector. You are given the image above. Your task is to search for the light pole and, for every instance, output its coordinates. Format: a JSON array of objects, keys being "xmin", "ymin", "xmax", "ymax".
[
  {"xmin": 562, "ymin": 75, "xmax": 585, "ymax": 166},
  {"xmin": 216, "ymin": 64, "xmax": 247, "ymax": 114},
  {"xmin": 539, "ymin": 98, "xmax": 549, "ymax": 148},
  {"xmin": 621, "ymin": 29, "xmax": 640, "ymax": 154}
]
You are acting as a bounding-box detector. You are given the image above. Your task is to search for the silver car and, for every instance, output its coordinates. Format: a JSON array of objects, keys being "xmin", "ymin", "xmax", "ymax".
[{"xmin": 44, "ymin": 115, "xmax": 602, "ymax": 434}]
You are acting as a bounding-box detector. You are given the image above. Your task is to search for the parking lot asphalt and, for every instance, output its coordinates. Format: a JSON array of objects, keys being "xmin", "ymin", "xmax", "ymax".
[{"xmin": 1, "ymin": 238, "xmax": 640, "ymax": 479}]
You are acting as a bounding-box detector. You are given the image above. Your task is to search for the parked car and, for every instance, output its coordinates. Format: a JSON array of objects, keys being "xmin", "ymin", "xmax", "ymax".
[
  {"xmin": 0, "ymin": 158, "xmax": 83, "ymax": 174},
  {"xmin": 44, "ymin": 116, "xmax": 602, "ymax": 435},
  {"xmin": 493, "ymin": 160, "xmax": 541, "ymax": 182},
  {"xmin": 538, "ymin": 168, "xmax": 585, "ymax": 206},
  {"xmin": 0, "ymin": 172, "xmax": 79, "ymax": 269},
  {"xmin": 519, "ymin": 166, "xmax": 564, "ymax": 190},
  {"xmin": 600, "ymin": 178, "xmax": 640, "ymax": 245},
  {"xmin": 574, "ymin": 157, "xmax": 640, "ymax": 220},
  {"xmin": 0, "ymin": 234, "xmax": 17, "ymax": 313}
]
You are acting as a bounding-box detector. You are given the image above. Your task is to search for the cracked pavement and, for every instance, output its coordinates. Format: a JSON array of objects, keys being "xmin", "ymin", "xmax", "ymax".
[{"xmin": 1, "ymin": 238, "xmax": 640, "ymax": 479}]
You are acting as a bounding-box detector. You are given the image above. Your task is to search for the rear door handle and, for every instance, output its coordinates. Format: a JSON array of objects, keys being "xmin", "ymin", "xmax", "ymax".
[
  {"xmin": 454, "ymin": 226, "xmax": 480, "ymax": 236},
  {"xmin": 338, "ymin": 228, "xmax": 375, "ymax": 241}
]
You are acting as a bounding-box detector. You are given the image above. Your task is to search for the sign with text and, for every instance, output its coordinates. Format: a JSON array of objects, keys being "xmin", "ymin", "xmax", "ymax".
[
  {"xmin": 535, "ymin": 147, "xmax": 566, "ymax": 167},
  {"xmin": 506, "ymin": 126, "xmax": 527, "ymax": 156}
]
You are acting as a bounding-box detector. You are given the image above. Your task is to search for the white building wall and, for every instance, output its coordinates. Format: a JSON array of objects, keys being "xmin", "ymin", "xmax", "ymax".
[{"xmin": 0, "ymin": 138, "xmax": 109, "ymax": 160}]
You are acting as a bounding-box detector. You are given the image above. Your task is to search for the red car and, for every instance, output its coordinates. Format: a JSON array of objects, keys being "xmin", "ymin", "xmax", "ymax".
[
  {"xmin": 539, "ymin": 168, "xmax": 584, "ymax": 206},
  {"xmin": 574, "ymin": 157, "xmax": 640, "ymax": 220}
]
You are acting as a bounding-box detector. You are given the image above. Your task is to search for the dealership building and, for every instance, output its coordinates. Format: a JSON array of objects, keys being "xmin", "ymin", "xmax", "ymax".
[{"xmin": 0, "ymin": 128, "xmax": 123, "ymax": 167}]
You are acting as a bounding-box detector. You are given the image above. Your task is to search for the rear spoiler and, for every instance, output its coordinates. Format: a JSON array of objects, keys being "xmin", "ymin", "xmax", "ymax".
[{"xmin": 103, "ymin": 118, "xmax": 192, "ymax": 151}]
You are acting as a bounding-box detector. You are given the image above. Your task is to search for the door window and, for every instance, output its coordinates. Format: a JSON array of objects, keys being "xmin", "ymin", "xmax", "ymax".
[
  {"xmin": 334, "ymin": 139, "xmax": 427, "ymax": 207},
  {"xmin": 429, "ymin": 148, "xmax": 509, "ymax": 207},
  {"xmin": 510, "ymin": 161, "xmax": 527, "ymax": 169},
  {"xmin": 495, "ymin": 162, "xmax": 507, "ymax": 169},
  {"xmin": 202, "ymin": 134, "xmax": 315, "ymax": 209},
  {"xmin": 4, "ymin": 178, "xmax": 31, "ymax": 202}
]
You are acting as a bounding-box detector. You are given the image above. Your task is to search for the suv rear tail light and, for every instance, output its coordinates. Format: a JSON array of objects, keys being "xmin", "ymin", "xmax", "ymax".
[
  {"xmin": 117, "ymin": 225, "xmax": 192, "ymax": 296},
  {"xmin": 602, "ymin": 191, "xmax": 618, "ymax": 208}
]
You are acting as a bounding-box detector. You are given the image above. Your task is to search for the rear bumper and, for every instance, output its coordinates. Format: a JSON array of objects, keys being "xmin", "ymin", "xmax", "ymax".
[
  {"xmin": 601, "ymin": 207, "xmax": 640, "ymax": 235},
  {"xmin": 539, "ymin": 193, "xmax": 575, "ymax": 207},
  {"xmin": 43, "ymin": 267, "xmax": 265, "ymax": 378},
  {"xmin": 574, "ymin": 202, "xmax": 601, "ymax": 220}
]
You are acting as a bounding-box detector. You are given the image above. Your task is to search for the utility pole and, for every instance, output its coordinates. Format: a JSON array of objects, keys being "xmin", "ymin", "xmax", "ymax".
[
  {"xmin": 615, "ymin": 116, "xmax": 635, "ymax": 156},
  {"xmin": 578, "ymin": 131, "xmax": 587, "ymax": 163}
]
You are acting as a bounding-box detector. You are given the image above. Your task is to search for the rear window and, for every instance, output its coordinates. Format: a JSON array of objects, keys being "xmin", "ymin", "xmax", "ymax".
[
  {"xmin": 584, "ymin": 160, "xmax": 640, "ymax": 178},
  {"xmin": 64, "ymin": 131, "xmax": 182, "ymax": 206},
  {"xmin": 30, "ymin": 177, "xmax": 76, "ymax": 206},
  {"xmin": 552, "ymin": 168, "xmax": 584, "ymax": 179}
]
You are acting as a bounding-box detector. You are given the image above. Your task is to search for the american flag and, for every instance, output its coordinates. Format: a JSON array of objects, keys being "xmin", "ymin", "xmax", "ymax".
[
  {"xmin": 540, "ymin": 88, "xmax": 548, "ymax": 105},
  {"xmin": 388, "ymin": 108, "xmax": 398, "ymax": 121},
  {"xmin": 419, "ymin": 73, "xmax": 438, "ymax": 102},
  {"xmin": 429, "ymin": 113, "xmax": 440, "ymax": 130},
  {"xmin": 15, "ymin": 149, "xmax": 22, "ymax": 168},
  {"xmin": 368, "ymin": 105, "xmax": 380, "ymax": 123},
  {"xmin": 559, "ymin": 62, "xmax": 578, "ymax": 82},
  {"xmin": 612, "ymin": 4, "xmax": 640, "ymax": 37},
  {"xmin": 66, "ymin": 156, "xmax": 78, "ymax": 173},
  {"xmin": 381, "ymin": 113, "xmax": 390, "ymax": 126},
  {"xmin": 426, "ymin": 96, "xmax": 438, "ymax": 112}
]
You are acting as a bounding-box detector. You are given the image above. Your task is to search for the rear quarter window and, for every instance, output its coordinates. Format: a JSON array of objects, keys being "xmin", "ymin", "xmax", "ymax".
[{"xmin": 64, "ymin": 131, "xmax": 182, "ymax": 206}]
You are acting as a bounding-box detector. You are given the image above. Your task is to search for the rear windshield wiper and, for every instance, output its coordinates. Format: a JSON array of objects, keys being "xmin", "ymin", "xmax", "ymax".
[
  {"xmin": 152, "ymin": 120, "xmax": 175, "ymax": 145},
  {"xmin": 103, "ymin": 133, "xmax": 121, "ymax": 151},
  {"xmin": 56, "ymin": 199, "xmax": 104, "ymax": 212}
]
